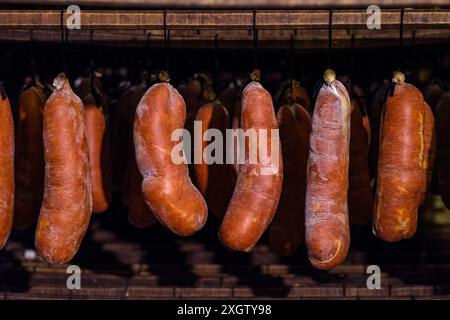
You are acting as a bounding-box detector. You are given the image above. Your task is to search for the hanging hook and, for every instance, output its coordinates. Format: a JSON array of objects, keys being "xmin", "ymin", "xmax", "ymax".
[
  {"xmin": 252, "ymin": 9, "xmax": 258, "ymax": 71},
  {"xmin": 348, "ymin": 33, "xmax": 356, "ymax": 97},
  {"xmin": 289, "ymin": 34, "xmax": 295, "ymax": 95},
  {"xmin": 163, "ymin": 9, "xmax": 170, "ymax": 75},
  {"xmin": 60, "ymin": 9, "xmax": 67, "ymax": 74},
  {"xmin": 89, "ymin": 30, "xmax": 102, "ymax": 107},
  {"xmin": 328, "ymin": 7, "xmax": 333, "ymax": 69},
  {"xmin": 213, "ymin": 34, "xmax": 219, "ymax": 84},
  {"xmin": 89, "ymin": 29, "xmax": 95, "ymax": 87},
  {"xmin": 399, "ymin": 8, "xmax": 405, "ymax": 71},
  {"xmin": 29, "ymin": 30, "xmax": 38, "ymax": 86}
]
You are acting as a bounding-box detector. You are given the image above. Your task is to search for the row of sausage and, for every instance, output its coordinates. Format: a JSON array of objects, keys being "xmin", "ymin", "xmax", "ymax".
[{"xmin": 0, "ymin": 65, "xmax": 449, "ymax": 270}]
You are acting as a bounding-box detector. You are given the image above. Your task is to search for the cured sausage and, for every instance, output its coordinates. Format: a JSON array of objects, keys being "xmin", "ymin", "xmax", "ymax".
[
  {"xmin": 134, "ymin": 72, "xmax": 207, "ymax": 236},
  {"xmin": 374, "ymin": 71, "xmax": 426, "ymax": 242},
  {"xmin": 219, "ymin": 70, "xmax": 283, "ymax": 252},
  {"xmin": 75, "ymin": 77, "xmax": 112, "ymax": 213},
  {"xmin": 348, "ymin": 97, "xmax": 373, "ymax": 225},
  {"xmin": 85, "ymin": 102, "xmax": 112, "ymax": 213},
  {"xmin": 269, "ymin": 103, "xmax": 310, "ymax": 257},
  {"xmin": 194, "ymin": 101, "xmax": 235, "ymax": 218},
  {"xmin": 337, "ymin": 76, "xmax": 373, "ymax": 225},
  {"xmin": 14, "ymin": 85, "xmax": 46, "ymax": 230},
  {"xmin": 305, "ymin": 69, "xmax": 351, "ymax": 270},
  {"xmin": 0, "ymin": 84, "xmax": 14, "ymax": 249},
  {"xmin": 35, "ymin": 74, "xmax": 92, "ymax": 264},
  {"xmin": 419, "ymin": 102, "xmax": 435, "ymax": 205},
  {"xmin": 436, "ymin": 92, "xmax": 450, "ymax": 209},
  {"xmin": 113, "ymin": 84, "xmax": 146, "ymax": 196}
]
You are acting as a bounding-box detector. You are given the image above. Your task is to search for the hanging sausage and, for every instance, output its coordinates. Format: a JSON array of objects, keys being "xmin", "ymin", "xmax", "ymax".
[
  {"xmin": 436, "ymin": 92, "xmax": 450, "ymax": 209},
  {"xmin": 269, "ymin": 103, "xmax": 311, "ymax": 257},
  {"xmin": 374, "ymin": 71, "xmax": 428, "ymax": 242},
  {"xmin": 76, "ymin": 77, "xmax": 112, "ymax": 214},
  {"xmin": 14, "ymin": 84, "xmax": 46, "ymax": 230},
  {"xmin": 134, "ymin": 71, "xmax": 208, "ymax": 236},
  {"xmin": 194, "ymin": 101, "xmax": 236, "ymax": 218},
  {"xmin": 35, "ymin": 74, "xmax": 92, "ymax": 263},
  {"xmin": 338, "ymin": 76, "xmax": 373, "ymax": 226},
  {"xmin": 305, "ymin": 69, "xmax": 351, "ymax": 269},
  {"xmin": 0, "ymin": 83, "xmax": 14, "ymax": 249},
  {"xmin": 219, "ymin": 70, "xmax": 283, "ymax": 252}
]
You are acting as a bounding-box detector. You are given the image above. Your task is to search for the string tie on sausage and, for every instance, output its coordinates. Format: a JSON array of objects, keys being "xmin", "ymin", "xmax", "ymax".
[
  {"xmin": 323, "ymin": 68, "xmax": 336, "ymax": 85},
  {"xmin": 250, "ymin": 69, "xmax": 261, "ymax": 82},
  {"xmin": 158, "ymin": 70, "xmax": 171, "ymax": 83}
]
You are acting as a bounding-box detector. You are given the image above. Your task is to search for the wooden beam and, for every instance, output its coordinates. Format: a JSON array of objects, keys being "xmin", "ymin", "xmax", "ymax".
[
  {"xmin": 0, "ymin": 9, "xmax": 449, "ymax": 30},
  {"xmin": 1, "ymin": 0, "xmax": 450, "ymax": 9}
]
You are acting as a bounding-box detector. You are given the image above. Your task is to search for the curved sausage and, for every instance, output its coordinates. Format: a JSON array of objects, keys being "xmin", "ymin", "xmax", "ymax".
[
  {"xmin": 134, "ymin": 73, "xmax": 207, "ymax": 236},
  {"xmin": 348, "ymin": 97, "xmax": 373, "ymax": 225},
  {"xmin": 14, "ymin": 85, "xmax": 46, "ymax": 230},
  {"xmin": 419, "ymin": 102, "xmax": 435, "ymax": 205},
  {"xmin": 194, "ymin": 101, "xmax": 235, "ymax": 218},
  {"xmin": 219, "ymin": 70, "xmax": 283, "ymax": 252},
  {"xmin": 0, "ymin": 85, "xmax": 14, "ymax": 249},
  {"xmin": 374, "ymin": 72, "xmax": 426, "ymax": 242},
  {"xmin": 436, "ymin": 92, "xmax": 450, "ymax": 209},
  {"xmin": 305, "ymin": 69, "xmax": 351, "ymax": 270},
  {"xmin": 35, "ymin": 74, "xmax": 92, "ymax": 264},
  {"xmin": 85, "ymin": 102, "xmax": 112, "ymax": 213},
  {"xmin": 269, "ymin": 103, "xmax": 310, "ymax": 257}
]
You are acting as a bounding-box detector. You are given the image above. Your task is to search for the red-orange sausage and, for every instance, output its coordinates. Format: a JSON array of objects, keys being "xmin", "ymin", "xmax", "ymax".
[
  {"xmin": 0, "ymin": 85, "xmax": 14, "ymax": 249},
  {"xmin": 35, "ymin": 74, "xmax": 92, "ymax": 264},
  {"xmin": 436, "ymin": 92, "xmax": 450, "ymax": 209},
  {"xmin": 374, "ymin": 72, "xmax": 426, "ymax": 242},
  {"xmin": 305, "ymin": 69, "xmax": 351, "ymax": 270},
  {"xmin": 419, "ymin": 102, "xmax": 435, "ymax": 205},
  {"xmin": 348, "ymin": 97, "xmax": 373, "ymax": 225},
  {"xmin": 134, "ymin": 74, "xmax": 208, "ymax": 236},
  {"xmin": 194, "ymin": 101, "xmax": 236, "ymax": 218},
  {"xmin": 269, "ymin": 103, "xmax": 310, "ymax": 257},
  {"xmin": 219, "ymin": 71, "xmax": 283, "ymax": 252},
  {"xmin": 85, "ymin": 102, "xmax": 112, "ymax": 213},
  {"xmin": 14, "ymin": 85, "xmax": 46, "ymax": 230}
]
